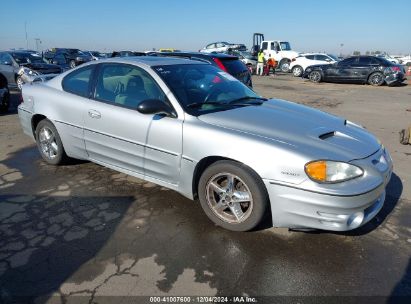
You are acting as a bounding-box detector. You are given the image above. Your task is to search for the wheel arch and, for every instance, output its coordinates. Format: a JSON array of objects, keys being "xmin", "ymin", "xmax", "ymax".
[
  {"xmin": 0, "ymin": 73, "xmax": 8, "ymax": 89},
  {"xmin": 191, "ymin": 155, "xmax": 269, "ymax": 202},
  {"xmin": 31, "ymin": 114, "xmax": 48, "ymax": 137}
]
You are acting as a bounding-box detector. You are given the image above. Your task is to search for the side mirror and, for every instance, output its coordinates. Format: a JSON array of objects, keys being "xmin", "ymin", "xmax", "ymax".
[{"xmin": 137, "ymin": 99, "xmax": 176, "ymax": 117}]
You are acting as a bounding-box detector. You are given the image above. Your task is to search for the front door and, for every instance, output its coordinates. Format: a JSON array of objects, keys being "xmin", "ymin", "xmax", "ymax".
[{"xmin": 83, "ymin": 63, "xmax": 183, "ymax": 184}]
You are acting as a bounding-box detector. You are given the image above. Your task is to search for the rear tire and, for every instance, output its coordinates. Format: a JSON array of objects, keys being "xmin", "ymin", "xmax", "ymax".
[
  {"xmin": 292, "ymin": 65, "xmax": 303, "ymax": 77},
  {"xmin": 35, "ymin": 119, "xmax": 68, "ymax": 165},
  {"xmin": 198, "ymin": 160, "xmax": 269, "ymax": 231},
  {"xmin": 0, "ymin": 88, "xmax": 10, "ymax": 113},
  {"xmin": 368, "ymin": 72, "xmax": 384, "ymax": 86},
  {"xmin": 309, "ymin": 70, "xmax": 322, "ymax": 83}
]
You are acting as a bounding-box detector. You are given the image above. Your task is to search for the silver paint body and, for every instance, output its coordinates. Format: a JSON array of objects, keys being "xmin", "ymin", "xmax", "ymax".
[{"xmin": 18, "ymin": 57, "xmax": 393, "ymax": 231}]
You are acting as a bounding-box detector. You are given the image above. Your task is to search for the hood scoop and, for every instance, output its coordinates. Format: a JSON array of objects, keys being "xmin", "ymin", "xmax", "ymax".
[{"xmin": 319, "ymin": 131, "xmax": 336, "ymax": 140}]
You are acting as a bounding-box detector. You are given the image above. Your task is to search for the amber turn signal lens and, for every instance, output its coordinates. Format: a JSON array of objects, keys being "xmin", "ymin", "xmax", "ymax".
[{"xmin": 305, "ymin": 161, "xmax": 327, "ymax": 182}]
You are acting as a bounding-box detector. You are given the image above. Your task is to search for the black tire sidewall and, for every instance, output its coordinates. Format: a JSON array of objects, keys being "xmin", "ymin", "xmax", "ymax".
[
  {"xmin": 198, "ymin": 160, "xmax": 269, "ymax": 231},
  {"xmin": 35, "ymin": 119, "xmax": 66, "ymax": 165},
  {"xmin": 0, "ymin": 89, "xmax": 10, "ymax": 113},
  {"xmin": 309, "ymin": 71, "xmax": 321, "ymax": 83}
]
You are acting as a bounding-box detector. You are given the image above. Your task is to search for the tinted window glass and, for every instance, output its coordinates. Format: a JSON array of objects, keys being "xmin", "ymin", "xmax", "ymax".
[
  {"xmin": 305, "ymin": 55, "xmax": 315, "ymax": 60},
  {"xmin": 94, "ymin": 64, "xmax": 166, "ymax": 109},
  {"xmin": 314, "ymin": 55, "xmax": 328, "ymax": 61},
  {"xmin": 261, "ymin": 42, "xmax": 268, "ymax": 50},
  {"xmin": 339, "ymin": 58, "xmax": 357, "ymax": 65},
  {"xmin": 62, "ymin": 66, "xmax": 93, "ymax": 97},
  {"xmin": 220, "ymin": 58, "xmax": 247, "ymax": 75},
  {"xmin": 359, "ymin": 57, "xmax": 372, "ymax": 65}
]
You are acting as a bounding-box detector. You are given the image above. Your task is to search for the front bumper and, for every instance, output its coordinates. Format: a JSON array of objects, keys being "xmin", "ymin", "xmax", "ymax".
[{"xmin": 264, "ymin": 148, "xmax": 393, "ymax": 231}]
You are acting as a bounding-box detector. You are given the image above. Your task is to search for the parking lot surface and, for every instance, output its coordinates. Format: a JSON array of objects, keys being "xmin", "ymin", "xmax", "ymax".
[{"xmin": 1, "ymin": 75, "xmax": 411, "ymax": 303}]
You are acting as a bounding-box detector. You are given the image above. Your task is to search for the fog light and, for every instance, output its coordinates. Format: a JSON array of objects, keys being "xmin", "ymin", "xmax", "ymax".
[{"xmin": 347, "ymin": 212, "xmax": 364, "ymax": 229}]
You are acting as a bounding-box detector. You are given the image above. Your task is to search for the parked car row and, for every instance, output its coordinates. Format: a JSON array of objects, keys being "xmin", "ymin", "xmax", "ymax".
[{"xmin": 304, "ymin": 55, "xmax": 406, "ymax": 86}]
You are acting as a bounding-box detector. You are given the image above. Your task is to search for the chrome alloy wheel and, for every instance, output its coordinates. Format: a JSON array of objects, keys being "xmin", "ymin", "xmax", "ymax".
[
  {"xmin": 206, "ymin": 173, "xmax": 253, "ymax": 224},
  {"xmin": 370, "ymin": 73, "xmax": 383, "ymax": 85},
  {"xmin": 16, "ymin": 77, "xmax": 24, "ymax": 90},
  {"xmin": 292, "ymin": 66, "xmax": 302, "ymax": 77},
  {"xmin": 38, "ymin": 126, "xmax": 58, "ymax": 160},
  {"xmin": 309, "ymin": 71, "xmax": 321, "ymax": 82}
]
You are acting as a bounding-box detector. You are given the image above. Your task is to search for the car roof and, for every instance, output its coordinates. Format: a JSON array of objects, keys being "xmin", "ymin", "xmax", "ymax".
[
  {"xmin": 100, "ymin": 56, "xmax": 209, "ymax": 67},
  {"xmin": 158, "ymin": 51, "xmax": 238, "ymax": 59}
]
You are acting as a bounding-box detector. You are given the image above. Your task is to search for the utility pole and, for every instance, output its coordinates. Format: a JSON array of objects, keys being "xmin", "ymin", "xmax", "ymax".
[
  {"xmin": 25, "ymin": 21, "xmax": 29, "ymax": 49},
  {"xmin": 35, "ymin": 38, "xmax": 42, "ymax": 52}
]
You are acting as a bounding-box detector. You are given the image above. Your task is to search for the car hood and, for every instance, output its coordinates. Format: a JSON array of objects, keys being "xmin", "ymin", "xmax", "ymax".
[{"xmin": 198, "ymin": 99, "xmax": 380, "ymax": 161}]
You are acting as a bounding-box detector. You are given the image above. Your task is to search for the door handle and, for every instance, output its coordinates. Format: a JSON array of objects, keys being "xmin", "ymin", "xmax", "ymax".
[{"xmin": 88, "ymin": 110, "xmax": 101, "ymax": 119}]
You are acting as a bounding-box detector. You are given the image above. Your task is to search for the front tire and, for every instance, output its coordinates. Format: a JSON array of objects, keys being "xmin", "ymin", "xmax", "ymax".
[
  {"xmin": 35, "ymin": 119, "xmax": 68, "ymax": 165},
  {"xmin": 309, "ymin": 70, "xmax": 322, "ymax": 83},
  {"xmin": 292, "ymin": 65, "xmax": 303, "ymax": 77},
  {"xmin": 368, "ymin": 72, "xmax": 384, "ymax": 86},
  {"xmin": 279, "ymin": 59, "xmax": 291, "ymax": 72},
  {"xmin": 198, "ymin": 160, "xmax": 269, "ymax": 231},
  {"xmin": 0, "ymin": 88, "xmax": 10, "ymax": 113}
]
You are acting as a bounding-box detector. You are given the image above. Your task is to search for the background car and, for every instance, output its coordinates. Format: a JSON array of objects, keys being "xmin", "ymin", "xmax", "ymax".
[
  {"xmin": 375, "ymin": 54, "xmax": 402, "ymax": 64},
  {"xmin": 44, "ymin": 48, "xmax": 92, "ymax": 68},
  {"xmin": 155, "ymin": 52, "xmax": 253, "ymax": 87},
  {"xmin": 111, "ymin": 51, "xmax": 146, "ymax": 57},
  {"xmin": 289, "ymin": 53, "xmax": 338, "ymax": 77},
  {"xmin": 85, "ymin": 51, "xmax": 107, "ymax": 60},
  {"xmin": 200, "ymin": 42, "xmax": 247, "ymax": 53},
  {"xmin": 0, "ymin": 50, "xmax": 62, "ymax": 90},
  {"xmin": 225, "ymin": 50, "xmax": 257, "ymax": 74},
  {"xmin": 304, "ymin": 55, "xmax": 406, "ymax": 86}
]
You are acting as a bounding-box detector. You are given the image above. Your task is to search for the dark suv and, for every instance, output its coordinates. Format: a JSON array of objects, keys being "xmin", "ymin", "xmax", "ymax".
[
  {"xmin": 153, "ymin": 52, "xmax": 252, "ymax": 87},
  {"xmin": 44, "ymin": 48, "xmax": 92, "ymax": 69}
]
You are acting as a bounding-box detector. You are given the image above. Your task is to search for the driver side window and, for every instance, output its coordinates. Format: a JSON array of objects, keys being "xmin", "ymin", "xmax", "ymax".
[{"xmin": 94, "ymin": 64, "xmax": 166, "ymax": 109}]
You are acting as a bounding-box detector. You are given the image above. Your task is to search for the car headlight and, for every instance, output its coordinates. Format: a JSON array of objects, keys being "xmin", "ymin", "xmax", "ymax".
[
  {"xmin": 18, "ymin": 67, "xmax": 39, "ymax": 76},
  {"xmin": 305, "ymin": 160, "xmax": 363, "ymax": 183}
]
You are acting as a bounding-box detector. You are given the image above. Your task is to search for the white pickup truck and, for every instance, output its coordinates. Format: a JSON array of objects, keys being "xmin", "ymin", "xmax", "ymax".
[{"xmin": 260, "ymin": 40, "xmax": 300, "ymax": 72}]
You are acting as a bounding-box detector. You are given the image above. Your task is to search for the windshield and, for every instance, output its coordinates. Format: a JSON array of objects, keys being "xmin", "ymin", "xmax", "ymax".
[
  {"xmin": 154, "ymin": 64, "xmax": 260, "ymax": 116},
  {"xmin": 279, "ymin": 42, "xmax": 291, "ymax": 51},
  {"xmin": 11, "ymin": 52, "xmax": 47, "ymax": 64},
  {"xmin": 67, "ymin": 49, "xmax": 84, "ymax": 55}
]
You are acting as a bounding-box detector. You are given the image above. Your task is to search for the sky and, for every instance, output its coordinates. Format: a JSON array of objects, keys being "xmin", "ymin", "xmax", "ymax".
[{"xmin": 0, "ymin": 0, "xmax": 410, "ymax": 55}]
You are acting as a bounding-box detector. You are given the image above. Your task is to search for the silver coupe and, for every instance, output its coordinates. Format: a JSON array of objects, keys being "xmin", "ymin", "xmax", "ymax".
[{"xmin": 18, "ymin": 56, "xmax": 393, "ymax": 231}]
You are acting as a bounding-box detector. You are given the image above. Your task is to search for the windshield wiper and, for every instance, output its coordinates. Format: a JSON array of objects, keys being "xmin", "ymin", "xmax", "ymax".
[
  {"xmin": 186, "ymin": 101, "xmax": 233, "ymax": 108},
  {"xmin": 227, "ymin": 96, "xmax": 268, "ymax": 105}
]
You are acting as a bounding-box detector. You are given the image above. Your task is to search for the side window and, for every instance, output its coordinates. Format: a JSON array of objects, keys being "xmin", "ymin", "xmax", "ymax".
[
  {"xmin": 94, "ymin": 64, "xmax": 166, "ymax": 109},
  {"xmin": 270, "ymin": 42, "xmax": 275, "ymax": 50},
  {"xmin": 62, "ymin": 66, "xmax": 94, "ymax": 97},
  {"xmin": 0, "ymin": 53, "xmax": 5, "ymax": 64},
  {"xmin": 274, "ymin": 42, "xmax": 280, "ymax": 52},
  {"xmin": 216, "ymin": 43, "xmax": 224, "ymax": 48},
  {"xmin": 314, "ymin": 55, "xmax": 326, "ymax": 61},
  {"xmin": 261, "ymin": 42, "xmax": 268, "ymax": 50},
  {"xmin": 359, "ymin": 57, "xmax": 372, "ymax": 65},
  {"xmin": 339, "ymin": 58, "xmax": 357, "ymax": 65},
  {"xmin": 206, "ymin": 43, "xmax": 215, "ymax": 49},
  {"xmin": 306, "ymin": 55, "xmax": 315, "ymax": 60}
]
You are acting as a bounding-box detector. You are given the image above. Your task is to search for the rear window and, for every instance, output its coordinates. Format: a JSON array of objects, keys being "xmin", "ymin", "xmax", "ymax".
[
  {"xmin": 62, "ymin": 65, "xmax": 94, "ymax": 97},
  {"xmin": 220, "ymin": 58, "xmax": 247, "ymax": 75}
]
